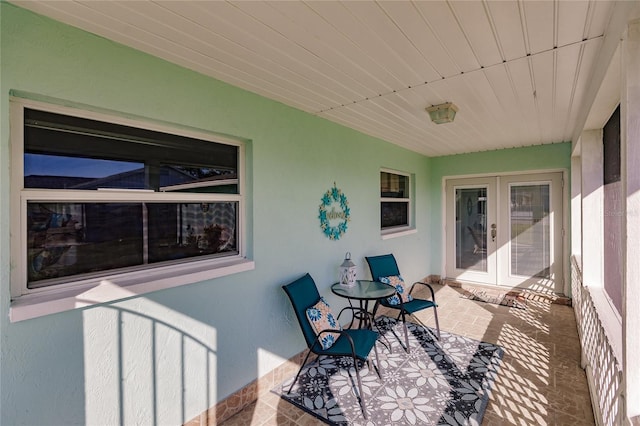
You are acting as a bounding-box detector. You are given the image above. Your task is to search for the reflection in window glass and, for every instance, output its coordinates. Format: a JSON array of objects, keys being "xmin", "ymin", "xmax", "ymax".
[
  {"xmin": 27, "ymin": 202, "xmax": 238, "ymax": 288},
  {"xmin": 24, "ymin": 153, "xmax": 237, "ymax": 193},
  {"xmin": 380, "ymin": 172, "xmax": 408, "ymax": 198},
  {"xmin": 381, "ymin": 202, "xmax": 408, "ymax": 228},
  {"xmin": 510, "ymin": 185, "xmax": 550, "ymax": 278},
  {"xmin": 18, "ymin": 106, "xmax": 242, "ymax": 293},
  {"xmin": 24, "ymin": 108, "xmax": 238, "ymax": 193},
  {"xmin": 380, "ymin": 171, "xmax": 411, "ymax": 230},
  {"xmin": 455, "ymin": 188, "xmax": 487, "ymax": 271},
  {"xmin": 24, "ymin": 154, "xmax": 142, "ymax": 188}
]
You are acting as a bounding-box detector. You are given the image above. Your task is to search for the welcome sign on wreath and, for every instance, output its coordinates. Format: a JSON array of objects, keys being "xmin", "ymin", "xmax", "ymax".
[{"xmin": 318, "ymin": 183, "xmax": 350, "ymax": 240}]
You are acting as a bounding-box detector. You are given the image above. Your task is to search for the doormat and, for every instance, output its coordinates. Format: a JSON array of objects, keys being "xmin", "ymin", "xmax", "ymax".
[
  {"xmin": 461, "ymin": 288, "xmax": 528, "ymax": 309},
  {"xmin": 273, "ymin": 316, "xmax": 504, "ymax": 425}
]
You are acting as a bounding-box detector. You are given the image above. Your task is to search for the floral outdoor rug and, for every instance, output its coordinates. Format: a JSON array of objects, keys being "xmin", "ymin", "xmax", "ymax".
[
  {"xmin": 461, "ymin": 288, "xmax": 528, "ymax": 310},
  {"xmin": 273, "ymin": 316, "xmax": 504, "ymax": 425}
]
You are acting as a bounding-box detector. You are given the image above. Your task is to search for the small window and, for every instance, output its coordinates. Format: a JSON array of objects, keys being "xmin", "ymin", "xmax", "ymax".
[
  {"xmin": 12, "ymin": 100, "xmax": 246, "ymax": 299},
  {"xmin": 380, "ymin": 170, "xmax": 411, "ymax": 232}
]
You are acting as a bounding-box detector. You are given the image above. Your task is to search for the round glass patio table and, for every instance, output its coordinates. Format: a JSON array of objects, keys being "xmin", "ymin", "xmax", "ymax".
[{"xmin": 331, "ymin": 280, "xmax": 396, "ymax": 329}]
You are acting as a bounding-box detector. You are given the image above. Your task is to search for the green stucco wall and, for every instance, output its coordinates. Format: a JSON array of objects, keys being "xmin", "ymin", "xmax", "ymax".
[
  {"xmin": 428, "ymin": 143, "xmax": 572, "ymax": 273},
  {"xmin": 0, "ymin": 4, "xmax": 433, "ymax": 425}
]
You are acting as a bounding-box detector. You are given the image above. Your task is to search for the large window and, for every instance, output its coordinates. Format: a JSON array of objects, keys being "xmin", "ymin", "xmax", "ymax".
[
  {"xmin": 380, "ymin": 170, "xmax": 411, "ymax": 233},
  {"xmin": 11, "ymin": 99, "xmax": 247, "ymax": 301}
]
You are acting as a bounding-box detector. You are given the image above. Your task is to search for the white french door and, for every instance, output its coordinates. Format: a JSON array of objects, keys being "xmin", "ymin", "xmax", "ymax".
[
  {"xmin": 445, "ymin": 177, "xmax": 498, "ymax": 285},
  {"xmin": 445, "ymin": 173, "xmax": 564, "ymax": 293}
]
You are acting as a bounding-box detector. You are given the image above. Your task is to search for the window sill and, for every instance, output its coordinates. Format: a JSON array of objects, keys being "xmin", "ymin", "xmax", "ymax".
[
  {"xmin": 381, "ymin": 228, "xmax": 417, "ymax": 240},
  {"xmin": 10, "ymin": 257, "xmax": 255, "ymax": 322}
]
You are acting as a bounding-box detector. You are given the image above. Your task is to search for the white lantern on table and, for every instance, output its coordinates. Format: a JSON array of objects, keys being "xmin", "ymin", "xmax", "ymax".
[{"xmin": 339, "ymin": 252, "xmax": 357, "ymax": 287}]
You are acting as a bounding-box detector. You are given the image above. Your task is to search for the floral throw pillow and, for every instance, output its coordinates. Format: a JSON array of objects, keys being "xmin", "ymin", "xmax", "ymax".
[
  {"xmin": 306, "ymin": 297, "xmax": 342, "ymax": 350},
  {"xmin": 379, "ymin": 275, "xmax": 414, "ymax": 306}
]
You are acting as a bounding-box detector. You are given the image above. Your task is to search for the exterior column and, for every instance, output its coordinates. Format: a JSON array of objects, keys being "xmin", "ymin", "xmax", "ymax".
[
  {"xmin": 581, "ymin": 130, "xmax": 604, "ymax": 288},
  {"xmin": 571, "ymin": 155, "xmax": 582, "ymax": 261},
  {"xmin": 622, "ymin": 18, "xmax": 640, "ymax": 424}
]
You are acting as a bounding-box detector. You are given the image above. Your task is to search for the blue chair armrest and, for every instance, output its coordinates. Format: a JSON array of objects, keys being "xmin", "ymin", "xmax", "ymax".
[
  {"xmin": 315, "ymin": 328, "xmax": 357, "ymax": 354},
  {"xmin": 410, "ymin": 281, "xmax": 437, "ymax": 302}
]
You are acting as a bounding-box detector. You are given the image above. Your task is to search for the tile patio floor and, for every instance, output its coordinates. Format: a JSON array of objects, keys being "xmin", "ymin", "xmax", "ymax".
[{"xmin": 219, "ymin": 283, "xmax": 594, "ymax": 425}]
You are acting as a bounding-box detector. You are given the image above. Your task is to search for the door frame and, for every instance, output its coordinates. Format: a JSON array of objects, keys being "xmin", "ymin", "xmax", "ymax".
[{"xmin": 440, "ymin": 169, "xmax": 570, "ymax": 296}]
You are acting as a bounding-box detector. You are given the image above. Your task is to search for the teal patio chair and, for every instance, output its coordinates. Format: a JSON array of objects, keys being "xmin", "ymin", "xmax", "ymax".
[
  {"xmin": 366, "ymin": 254, "xmax": 441, "ymax": 351},
  {"xmin": 282, "ymin": 273, "xmax": 381, "ymax": 419}
]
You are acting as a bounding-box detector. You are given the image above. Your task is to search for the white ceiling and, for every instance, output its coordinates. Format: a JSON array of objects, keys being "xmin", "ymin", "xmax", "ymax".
[{"xmin": 11, "ymin": 1, "xmax": 634, "ymax": 157}]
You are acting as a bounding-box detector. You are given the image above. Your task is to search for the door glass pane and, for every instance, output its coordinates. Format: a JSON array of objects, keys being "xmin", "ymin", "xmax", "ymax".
[
  {"xmin": 455, "ymin": 188, "xmax": 487, "ymax": 271},
  {"xmin": 510, "ymin": 184, "xmax": 550, "ymax": 277}
]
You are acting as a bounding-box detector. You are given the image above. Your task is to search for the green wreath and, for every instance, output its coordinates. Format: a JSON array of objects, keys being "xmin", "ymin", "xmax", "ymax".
[{"xmin": 318, "ymin": 183, "xmax": 351, "ymax": 240}]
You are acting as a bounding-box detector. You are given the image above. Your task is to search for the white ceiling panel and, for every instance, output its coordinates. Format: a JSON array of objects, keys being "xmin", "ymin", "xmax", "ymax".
[
  {"xmin": 261, "ymin": 1, "xmax": 386, "ymax": 100},
  {"xmin": 588, "ymin": 0, "xmax": 615, "ymax": 39},
  {"xmin": 339, "ymin": 1, "xmax": 432, "ymax": 85},
  {"xmin": 457, "ymin": 72, "xmax": 513, "ymax": 144},
  {"xmin": 11, "ymin": 0, "xmax": 632, "ymax": 157},
  {"xmin": 521, "ymin": 1, "xmax": 556, "ymax": 54},
  {"xmin": 485, "ymin": 1, "xmax": 527, "ymax": 61},
  {"xmin": 531, "ymin": 50, "xmax": 558, "ymax": 143},
  {"xmin": 175, "ymin": 2, "xmax": 367, "ymax": 104},
  {"xmin": 139, "ymin": 2, "xmax": 355, "ymax": 108},
  {"xmin": 554, "ymin": 42, "xmax": 584, "ymax": 141},
  {"xmin": 94, "ymin": 2, "xmax": 345, "ymax": 109},
  {"xmin": 414, "ymin": 1, "xmax": 480, "ymax": 73},
  {"xmin": 448, "ymin": 1, "xmax": 503, "ymax": 67},
  {"xmin": 585, "ymin": 45, "xmax": 620, "ymax": 130},
  {"xmin": 557, "ymin": 1, "xmax": 591, "ymax": 47},
  {"xmin": 560, "ymin": 39, "xmax": 603, "ymax": 141},
  {"xmin": 504, "ymin": 56, "xmax": 541, "ymax": 142},
  {"xmin": 377, "ymin": 1, "xmax": 455, "ymax": 79},
  {"xmin": 482, "ymin": 71, "xmax": 527, "ymax": 145}
]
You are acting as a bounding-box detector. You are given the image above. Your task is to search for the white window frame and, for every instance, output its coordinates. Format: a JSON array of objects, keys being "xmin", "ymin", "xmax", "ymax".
[
  {"xmin": 380, "ymin": 168, "xmax": 415, "ymax": 239},
  {"xmin": 9, "ymin": 97, "xmax": 254, "ymax": 322}
]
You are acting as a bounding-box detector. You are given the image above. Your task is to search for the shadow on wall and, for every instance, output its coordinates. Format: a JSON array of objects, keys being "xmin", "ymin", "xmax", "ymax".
[{"xmin": 79, "ymin": 297, "xmax": 218, "ymax": 425}]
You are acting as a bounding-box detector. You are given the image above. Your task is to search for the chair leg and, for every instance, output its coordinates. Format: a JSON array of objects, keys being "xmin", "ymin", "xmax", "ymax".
[
  {"xmin": 352, "ymin": 355, "xmax": 368, "ymax": 419},
  {"xmin": 373, "ymin": 340, "xmax": 382, "ymax": 378},
  {"xmin": 401, "ymin": 310, "xmax": 410, "ymax": 353},
  {"xmin": 287, "ymin": 349, "xmax": 314, "ymax": 394},
  {"xmin": 371, "ymin": 300, "xmax": 380, "ymax": 319},
  {"xmin": 433, "ymin": 306, "xmax": 441, "ymax": 340}
]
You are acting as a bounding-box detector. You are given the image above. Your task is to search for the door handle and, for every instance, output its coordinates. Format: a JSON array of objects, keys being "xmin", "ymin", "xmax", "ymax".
[{"xmin": 491, "ymin": 224, "xmax": 496, "ymax": 241}]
